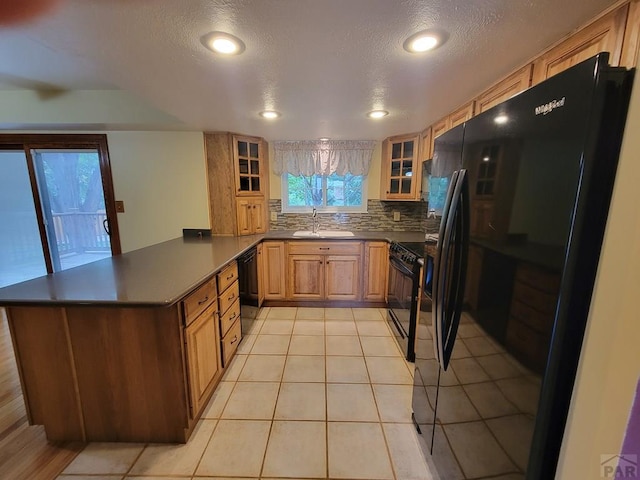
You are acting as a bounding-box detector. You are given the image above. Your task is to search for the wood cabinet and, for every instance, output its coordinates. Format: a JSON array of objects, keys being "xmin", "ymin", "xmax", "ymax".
[
  {"xmin": 233, "ymin": 135, "xmax": 265, "ymax": 196},
  {"xmin": 286, "ymin": 241, "xmax": 362, "ymax": 301},
  {"xmin": 380, "ymin": 133, "xmax": 422, "ymax": 201},
  {"xmin": 419, "ymin": 127, "xmax": 433, "ymax": 161},
  {"xmin": 622, "ymin": 0, "xmax": 640, "ymax": 67},
  {"xmin": 237, "ymin": 197, "xmax": 266, "ymax": 235},
  {"xmin": 205, "ymin": 132, "xmax": 269, "ymax": 236},
  {"xmin": 262, "ymin": 241, "xmax": 286, "ymax": 299},
  {"xmin": 217, "ymin": 261, "xmax": 241, "ymax": 367},
  {"xmin": 532, "ymin": 5, "xmax": 628, "ymax": 85},
  {"xmin": 182, "ymin": 276, "xmax": 221, "ymax": 416},
  {"xmin": 257, "ymin": 243, "xmax": 265, "ymax": 306},
  {"xmin": 475, "ymin": 65, "xmax": 533, "ymax": 114},
  {"xmin": 184, "ymin": 302, "xmax": 221, "ymax": 416},
  {"xmin": 429, "ymin": 101, "xmax": 475, "ymax": 154},
  {"xmin": 288, "ymin": 254, "xmax": 325, "ymax": 299},
  {"xmin": 363, "ymin": 241, "xmax": 388, "ymax": 301}
]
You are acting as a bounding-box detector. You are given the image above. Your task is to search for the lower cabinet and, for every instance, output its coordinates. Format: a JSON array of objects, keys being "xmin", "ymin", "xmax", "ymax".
[
  {"xmin": 325, "ymin": 255, "xmax": 360, "ymax": 300},
  {"xmin": 285, "ymin": 241, "xmax": 362, "ymax": 301},
  {"xmin": 236, "ymin": 197, "xmax": 266, "ymax": 235},
  {"xmin": 184, "ymin": 303, "xmax": 221, "ymax": 416},
  {"xmin": 217, "ymin": 261, "xmax": 241, "ymax": 367},
  {"xmin": 263, "ymin": 241, "xmax": 287, "ymax": 299},
  {"xmin": 363, "ymin": 241, "xmax": 388, "ymax": 301},
  {"xmin": 288, "ymin": 254, "xmax": 325, "ymax": 299}
]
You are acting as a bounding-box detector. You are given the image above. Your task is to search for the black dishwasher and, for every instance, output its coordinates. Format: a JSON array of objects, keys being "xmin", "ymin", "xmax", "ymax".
[{"xmin": 237, "ymin": 246, "xmax": 260, "ymax": 333}]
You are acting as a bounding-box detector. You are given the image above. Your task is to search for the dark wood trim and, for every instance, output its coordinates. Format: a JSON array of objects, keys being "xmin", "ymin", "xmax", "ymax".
[
  {"xmin": 22, "ymin": 146, "xmax": 55, "ymax": 274},
  {"xmin": 96, "ymin": 136, "xmax": 121, "ymax": 255}
]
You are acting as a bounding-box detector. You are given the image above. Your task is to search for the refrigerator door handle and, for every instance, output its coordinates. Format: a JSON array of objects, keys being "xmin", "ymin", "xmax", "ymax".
[
  {"xmin": 440, "ymin": 170, "xmax": 470, "ymax": 370},
  {"xmin": 432, "ymin": 170, "xmax": 460, "ymax": 367}
]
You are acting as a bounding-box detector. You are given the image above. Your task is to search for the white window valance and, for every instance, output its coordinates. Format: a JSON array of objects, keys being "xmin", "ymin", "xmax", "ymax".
[{"xmin": 273, "ymin": 140, "xmax": 375, "ymax": 176}]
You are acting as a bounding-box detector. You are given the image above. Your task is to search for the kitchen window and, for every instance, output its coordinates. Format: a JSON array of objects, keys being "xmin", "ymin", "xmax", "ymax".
[
  {"xmin": 281, "ymin": 172, "xmax": 367, "ymax": 213},
  {"xmin": 274, "ymin": 139, "xmax": 375, "ymax": 213}
]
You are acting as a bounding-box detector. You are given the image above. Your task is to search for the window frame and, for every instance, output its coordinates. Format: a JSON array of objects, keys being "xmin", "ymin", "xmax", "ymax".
[{"xmin": 281, "ymin": 173, "xmax": 368, "ymax": 213}]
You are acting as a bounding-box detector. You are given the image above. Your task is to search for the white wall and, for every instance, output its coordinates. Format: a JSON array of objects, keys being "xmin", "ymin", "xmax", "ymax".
[
  {"xmin": 557, "ymin": 70, "xmax": 640, "ymax": 477},
  {"xmin": 107, "ymin": 131, "xmax": 209, "ymax": 252}
]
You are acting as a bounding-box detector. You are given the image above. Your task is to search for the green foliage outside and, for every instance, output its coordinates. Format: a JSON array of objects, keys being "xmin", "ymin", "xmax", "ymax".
[{"xmin": 287, "ymin": 173, "xmax": 363, "ymax": 208}]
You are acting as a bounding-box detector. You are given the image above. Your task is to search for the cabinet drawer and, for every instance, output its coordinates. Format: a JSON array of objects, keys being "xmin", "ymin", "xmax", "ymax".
[
  {"xmin": 222, "ymin": 319, "xmax": 241, "ymax": 367},
  {"xmin": 217, "ymin": 262, "xmax": 239, "ymax": 294},
  {"xmin": 183, "ymin": 277, "xmax": 217, "ymax": 326},
  {"xmin": 220, "ymin": 298, "xmax": 240, "ymax": 337},
  {"xmin": 288, "ymin": 241, "xmax": 361, "ymax": 255},
  {"xmin": 510, "ymin": 299, "xmax": 554, "ymax": 335},
  {"xmin": 512, "ymin": 281, "xmax": 557, "ymax": 314},
  {"xmin": 515, "ymin": 264, "xmax": 560, "ymax": 293},
  {"xmin": 218, "ymin": 280, "xmax": 239, "ymax": 316}
]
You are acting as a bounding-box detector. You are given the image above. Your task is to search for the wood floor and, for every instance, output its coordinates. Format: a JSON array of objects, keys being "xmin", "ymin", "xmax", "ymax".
[{"xmin": 0, "ymin": 308, "xmax": 84, "ymax": 480}]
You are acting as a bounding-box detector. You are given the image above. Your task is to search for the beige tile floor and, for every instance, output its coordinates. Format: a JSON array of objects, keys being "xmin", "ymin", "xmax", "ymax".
[{"xmin": 58, "ymin": 307, "xmax": 433, "ymax": 480}]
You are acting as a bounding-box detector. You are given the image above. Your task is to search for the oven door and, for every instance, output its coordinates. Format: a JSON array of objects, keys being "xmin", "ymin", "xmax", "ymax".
[{"xmin": 387, "ymin": 256, "xmax": 417, "ymax": 360}]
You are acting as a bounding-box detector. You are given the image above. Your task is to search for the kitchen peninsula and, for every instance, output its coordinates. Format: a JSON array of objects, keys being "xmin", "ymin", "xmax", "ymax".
[
  {"xmin": 0, "ymin": 231, "xmax": 426, "ymax": 443},
  {"xmin": 0, "ymin": 235, "xmax": 262, "ymax": 444}
]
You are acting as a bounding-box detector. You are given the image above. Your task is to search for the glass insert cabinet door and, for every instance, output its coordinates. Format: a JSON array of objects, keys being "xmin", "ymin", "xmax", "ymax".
[
  {"xmin": 234, "ymin": 136, "xmax": 263, "ymax": 195},
  {"xmin": 383, "ymin": 134, "xmax": 420, "ymax": 200}
]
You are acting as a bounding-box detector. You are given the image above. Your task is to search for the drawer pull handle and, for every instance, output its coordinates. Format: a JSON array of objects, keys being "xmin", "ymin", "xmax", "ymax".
[
  {"xmin": 228, "ymin": 293, "xmax": 235, "ymax": 301},
  {"xmin": 230, "ymin": 312, "xmax": 237, "ymax": 320},
  {"xmin": 319, "ymin": 247, "xmax": 330, "ymax": 250},
  {"xmin": 226, "ymin": 274, "xmax": 234, "ymax": 280},
  {"xmin": 230, "ymin": 335, "xmax": 239, "ymax": 345},
  {"xmin": 197, "ymin": 296, "xmax": 209, "ymax": 305}
]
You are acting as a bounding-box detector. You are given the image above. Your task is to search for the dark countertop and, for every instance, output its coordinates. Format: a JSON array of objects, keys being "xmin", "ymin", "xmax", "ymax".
[{"xmin": 0, "ymin": 230, "xmax": 426, "ymax": 307}]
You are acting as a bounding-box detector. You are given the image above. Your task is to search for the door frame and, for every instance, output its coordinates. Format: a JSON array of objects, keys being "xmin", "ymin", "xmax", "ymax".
[{"xmin": 0, "ymin": 134, "xmax": 122, "ymax": 274}]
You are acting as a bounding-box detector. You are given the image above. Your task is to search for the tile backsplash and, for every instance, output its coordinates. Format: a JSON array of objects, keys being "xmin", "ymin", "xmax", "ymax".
[{"xmin": 269, "ymin": 199, "xmax": 440, "ymax": 233}]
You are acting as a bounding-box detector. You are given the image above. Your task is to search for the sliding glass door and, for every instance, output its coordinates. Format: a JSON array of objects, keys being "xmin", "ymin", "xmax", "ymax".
[
  {"xmin": 0, "ymin": 151, "xmax": 48, "ymax": 286},
  {"xmin": 0, "ymin": 135, "xmax": 120, "ymax": 288}
]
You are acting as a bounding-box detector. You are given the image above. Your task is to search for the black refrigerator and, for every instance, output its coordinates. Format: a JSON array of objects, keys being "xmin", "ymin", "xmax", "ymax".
[{"xmin": 412, "ymin": 53, "xmax": 634, "ymax": 480}]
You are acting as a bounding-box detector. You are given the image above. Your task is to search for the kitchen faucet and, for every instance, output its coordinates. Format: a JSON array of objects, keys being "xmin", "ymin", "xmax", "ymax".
[{"xmin": 312, "ymin": 207, "xmax": 318, "ymax": 234}]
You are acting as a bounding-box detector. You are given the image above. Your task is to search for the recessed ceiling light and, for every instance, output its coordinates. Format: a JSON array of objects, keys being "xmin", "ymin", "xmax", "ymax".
[
  {"xmin": 201, "ymin": 32, "xmax": 245, "ymax": 55},
  {"xmin": 403, "ymin": 29, "xmax": 447, "ymax": 53},
  {"xmin": 259, "ymin": 110, "xmax": 280, "ymax": 119},
  {"xmin": 494, "ymin": 114, "xmax": 509, "ymax": 124},
  {"xmin": 483, "ymin": 156, "xmax": 490, "ymax": 162},
  {"xmin": 367, "ymin": 110, "xmax": 389, "ymax": 119},
  {"xmin": 319, "ymin": 137, "xmax": 330, "ymax": 141}
]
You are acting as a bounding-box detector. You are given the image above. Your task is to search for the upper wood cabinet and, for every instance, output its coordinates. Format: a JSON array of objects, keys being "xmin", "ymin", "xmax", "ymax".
[
  {"xmin": 419, "ymin": 127, "xmax": 433, "ymax": 161},
  {"xmin": 622, "ymin": 0, "xmax": 640, "ymax": 67},
  {"xmin": 380, "ymin": 133, "xmax": 421, "ymax": 201},
  {"xmin": 233, "ymin": 135, "xmax": 265, "ymax": 196},
  {"xmin": 475, "ymin": 65, "xmax": 533, "ymax": 114},
  {"xmin": 236, "ymin": 198, "xmax": 266, "ymax": 235},
  {"xmin": 429, "ymin": 101, "xmax": 475, "ymax": 155},
  {"xmin": 531, "ymin": 5, "xmax": 628, "ymax": 85},
  {"xmin": 204, "ymin": 132, "xmax": 269, "ymax": 236}
]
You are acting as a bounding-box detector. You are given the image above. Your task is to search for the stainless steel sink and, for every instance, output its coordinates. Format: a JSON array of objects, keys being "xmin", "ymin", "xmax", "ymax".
[{"xmin": 293, "ymin": 230, "xmax": 355, "ymax": 238}]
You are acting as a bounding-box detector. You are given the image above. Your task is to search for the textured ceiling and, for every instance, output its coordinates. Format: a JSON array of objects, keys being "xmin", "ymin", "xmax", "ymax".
[{"xmin": 0, "ymin": 0, "xmax": 620, "ymax": 140}]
